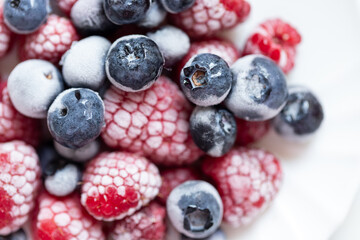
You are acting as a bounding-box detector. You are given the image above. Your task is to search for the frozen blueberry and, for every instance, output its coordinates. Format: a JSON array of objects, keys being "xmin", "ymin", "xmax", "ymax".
[
  {"xmin": 37, "ymin": 142, "xmax": 60, "ymax": 177},
  {"xmin": 0, "ymin": 228, "xmax": 27, "ymax": 240},
  {"xmin": 61, "ymin": 36, "xmax": 111, "ymax": 90},
  {"xmin": 106, "ymin": 35, "xmax": 164, "ymax": 92},
  {"xmin": 45, "ymin": 163, "xmax": 81, "ymax": 197},
  {"xmin": 71, "ymin": 0, "xmax": 115, "ymax": 36},
  {"xmin": 224, "ymin": 55, "xmax": 288, "ymax": 121},
  {"xmin": 180, "ymin": 53, "xmax": 232, "ymax": 107},
  {"xmin": 54, "ymin": 140, "xmax": 100, "ymax": 163},
  {"xmin": 160, "ymin": 0, "xmax": 195, "ymax": 13},
  {"xmin": 3, "ymin": 0, "xmax": 49, "ymax": 34},
  {"xmin": 273, "ymin": 85, "xmax": 324, "ymax": 141},
  {"xmin": 138, "ymin": 0, "xmax": 167, "ymax": 28},
  {"xmin": 103, "ymin": 0, "xmax": 151, "ymax": 25},
  {"xmin": 47, "ymin": 88, "xmax": 105, "ymax": 149},
  {"xmin": 190, "ymin": 106, "xmax": 236, "ymax": 157},
  {"xmin": 8, "ymin": 60, "xmax": 64, "ymax": 119},
  {"xmin": 167, "ymin": 180, "xmax": 223, "ymax": 239},
  {"xmin": 148, "ymin": 26, "xmax": 190, "ymax": 67},
  {"xmin": 182, "ymin": 228, "xmax": 226, "ymax": 240}
]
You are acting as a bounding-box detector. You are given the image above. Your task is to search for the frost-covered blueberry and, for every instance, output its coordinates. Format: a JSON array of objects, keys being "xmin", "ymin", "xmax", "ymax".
[
  {"xmin": 138, "ymin": 0, "xmax": 167, "ymax": 28},
  {"xmin": 4, "ymin": 0, "xmax": 49, "ymax": 34},
  {"xmin": 224, "ymin": 55, "xmax": 288, "ymax": 121},
  {"xmin": 103, "ymin": 0, "xmax": 151, "ymax": 25},
  {"xmin": 47, "ymin": 88, "xmax": 105, "ymax": 149},
  {"xmin": 54, "ymin": 140, "xmax": 100, "ymax": 163},
  {"xmin": 71, "ymin": 0, "xmax": 115, "ymax": 36},
  {"xmin": 45, "ymin": 163, "xmax": 81, "ymax": 197},
  {"xmin": 180, "ymin": 53, "xmax": 232, "ymax": 106},
  {"xmin": 148, "ymin": 26, "xmax": 190, "ymax": 67},
  {"xmin": 182, "ymin": 228, "xmax": 226, "ymax": 240},
  {"xmin": 1, "ymin": 228, "xmax": 27, "ymax": 240},
  {"xmin": 273, "ymin": 85, "xmax": 324, "ymax": 141},
  {"xmin": 8, "ymin": 60, "xmax": 64, "ymax": 119},
  {"xmin": 167, "ymin": 180, "xmax": 223, "ymax": 239},
  {"xmin": 160, "ymin": 0, "xmax": 195, "ymax": 13},
  {"xmin": 61, "ymin": 36, "xmax": 111, "ymax": 90},
  {"xmin": 106, "ymin": 35, "xmax": 164, "ymax": 92},
  {"xmin": 190, "ymin": 106, "xmax": 236, "ymax": 157}
]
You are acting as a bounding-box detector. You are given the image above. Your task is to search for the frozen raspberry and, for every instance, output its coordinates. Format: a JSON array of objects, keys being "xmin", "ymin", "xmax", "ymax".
[
  {"xmin": 81, "ymin": 151, "xmax": 162, "ymax": 221},
  {"xmin": 236, "ymin": 119, "xmax": 270, "ymax": 146},
  {"xmin": 33, "ymin": 192, "xmax": 105, "ymax": 240},
  {"xmin": 101, "ymin": 76, "xmax": 203, "ymax": 166},
  {"xmin": 0, "ymin": 141, "xmax": 41, "ymax": 235},
  {"xmin": 109, "ymin": 202, "xmax": 166, "ymax": 240},
  {"xmin": 171, "ymin": 0, "xmax": 251, "ymax": 38},
  {"xmin": 157, "ymin": 167, "xmax": 199, "ymax": 204},
  {"xmin": 57, "ymin": 0, "xmax": 78, "ymax": 15},
  {"xmin": 19, "ymin": 14, "xmax": 79, "ymax": 64},
  {"xmin": 0, "ymin": 5, "xmax": 12, "ymax": 58},
  {"xmin": 202, "ymin": 147, "xmax": 282, "ymax": 227},
  {"xmin": 242, "ymin": 19, "xmax": 302, "ymax": 73},
  {"xmin": 0, "ymin": 83, "xmax": 41, "ymax": 146}
]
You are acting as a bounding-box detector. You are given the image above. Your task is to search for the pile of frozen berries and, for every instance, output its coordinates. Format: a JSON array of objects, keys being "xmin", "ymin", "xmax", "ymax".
[{"xmin": 0, "ymin": 0, "xmax": 324, "ymax": 239}]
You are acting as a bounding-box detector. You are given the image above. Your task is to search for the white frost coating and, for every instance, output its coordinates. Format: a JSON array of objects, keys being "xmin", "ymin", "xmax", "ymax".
[
  {"xmin": 62, "ymin": 36, "xmax": 111, "ymax": 90},
  {"xmin": 148, "ymin": 25, "xmax": 190, "ymax": 67},
  {"xmin": 54, "ymin": 140, "xmax": 100, "ymax": 162},
  {"xmin": 138, "ymin": 1, "xmax": 167, "ymax": 28},
  {"xmin": 7, "ymin": 60, "xmax": 64, "ymax": 118},
  {"xmin": 224, "ymin": 55, "xmax": 284, "ymax": 121},
  {"xmin": 45, "ymin": 164, "xmax": 79, "ymax": 197}
]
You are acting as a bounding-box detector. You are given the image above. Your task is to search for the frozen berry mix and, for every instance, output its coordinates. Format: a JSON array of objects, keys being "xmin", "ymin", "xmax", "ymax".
[{"xmin": 0, "ymin": 0, "xmax": 325, "ymax": 239}]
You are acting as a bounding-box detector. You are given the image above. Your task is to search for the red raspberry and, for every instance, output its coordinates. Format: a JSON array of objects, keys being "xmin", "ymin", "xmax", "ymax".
[
  {"xmin": 171, "ymin": 0, "xmax": 251, "ymax": 39},
  {"xmin": 0, "ymin": 141, "xmax": 41, "ymax": 235},
  {"xmin": 33, "ymin": 192, "xmax": 105, "ymax": 240},
  {"xmin": 236, "ymin": 119, "xmax": 270, "ymax": 146},
  {"xmin": 242, "ymin": 18, "xmax": 302, "ymax": 73},
  {"xmin": 109, "ymin": 202, "xmax": 166, "ymax": 240},
  {"xmin": 0, "ymin": 83, "xmax": 41, "ymax": 146},
  {"xmin": 57, "ymin": 0, "xmax": 78, "ymax": 15},
  {"xmin": 101, "ymin": 76, "xmax": 203, "ymax": 166},
  {"xmin": 202, "ymin": 147, "xmax": 282, "ymax": 227},
  {"xmin": 157, "ymin": 167, "xmax": 199, "ymax": 204},
  {"xmin": 19, "ymin": 14, "xmax": 79, "ymax": 64},
  {"xmin": 81, "ymin": 152, "xmax": 162, "ymax": 221},
  {"xmin": 0, "ymin": 5, "xmax": 12, "ymax": 58}
]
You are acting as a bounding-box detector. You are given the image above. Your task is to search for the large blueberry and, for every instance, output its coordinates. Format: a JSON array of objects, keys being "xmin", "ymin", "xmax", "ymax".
[
  {"xmin": 160, "ymin": 0, "xmax": 195, "ymax": 13},
  {"xmin": 167, "ymin": 180, "xmax": 223, "ymax": 239},
  {"xmin": 106, "ymin": 35, "xmax": 164, "ymax": 92},
  {"xmin": 273, "ymin": 85, "xmax": 324, "ymax": 140},
  {"xmin": 4, "ymin": 0, "xmax": 48, "ymax": 34},
  {"xmin": 180, "ymin": 53, "xmax": 232, "ymax": 107},
  {"xmin": 103, "ymin": 0, "xmax": 150, "ymax": 25},
  {"xmin": 190, "ymin": 106, "xmax": 237, "ymax": 157},
  {"xmin": 47, "ymin": 88, "xmax": 105, "ymax": 149},
  {"xmin": 224, "ymin": 54, "xmax": 288, "ymax": 121}
]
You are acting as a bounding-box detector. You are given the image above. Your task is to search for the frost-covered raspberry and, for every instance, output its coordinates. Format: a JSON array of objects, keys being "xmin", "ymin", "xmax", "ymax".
[
  {"xmin": 0, "ymin": 141, "xmax": 41, "ymax": 235},
  {"xmin": 236, "ymin": 118, "xmax": 270, "ymax": 146},
  {"xmin": 101, "ymin": 76, "xmax": 203, "ymax": 166},
  {"xmin": 0, "ymin": 5, "xmax": 13, "ymax": 58},
  {"xmin": 19, "ymin": 14, "xmax": 79, "ymax": 64},
  {"xmin": 81, "ymin": 151, "xmax": 162, "ymax": 221},
  {"xmin": 33, "ymin": 192, "xmax": 105, "ymax": 240},
  {"xmin": 202, "ymin": 147, "xmax": 282, "ymax": 227},
  {"xmin": 0, "ymin": 83, "xmax": 41, "ymax": 146},
  {"xmin": 109, "ymin": 202, "xmax": 166, "ymax": 240}
]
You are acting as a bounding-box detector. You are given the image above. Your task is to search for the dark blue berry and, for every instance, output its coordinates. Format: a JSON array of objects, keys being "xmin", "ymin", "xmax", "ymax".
[
  {"xmin": 167, "ymin": 180, "xmax": 223, "ymax": 239},
  {"xmin": 180, "ymin": 53, "xmax": 232, "ymax": 107},
  {"xmin": 225, "ymin": 55, "xmax": 288, "ymax": 121},
  {"xmin": 190, "ymin": 106, "xmax": 236, "ymax": 157},
  {"xmin": 106, "ymin": 35, "xmax": 164, "ymax": 92},
  {"xmin": 4, "ymin": 0, "xmax": 48, "ymax": 34},
  {"xmin": 36, "ymin": 142, "xmax": 64, "ymax": 177},
  {"xmin": 160, "ymin": 0, "xmax": 195, "ymax": 13},
  {"xmin": 0, "ymin": 228, "xmax": 27, "ymax": 240},
  {"xmin": 182, "ymin": 228, "xmax": 226, "ymax": 240},
  {"xmin": 273, "ymin": 85, "xmax": 324, "ymax": 140},
  {"xmin": 103, "ymin": 0, "xmax": 150, "ymax": 25},
  {"xmin": 47, "ymin": 88, "xmax": 105, "ymax": 149}
]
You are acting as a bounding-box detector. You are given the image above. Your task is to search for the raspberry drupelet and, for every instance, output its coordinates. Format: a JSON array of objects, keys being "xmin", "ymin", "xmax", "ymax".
[{"xmin": 101, "ymin": 76, "xmax": 203, "ymax": 166}]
